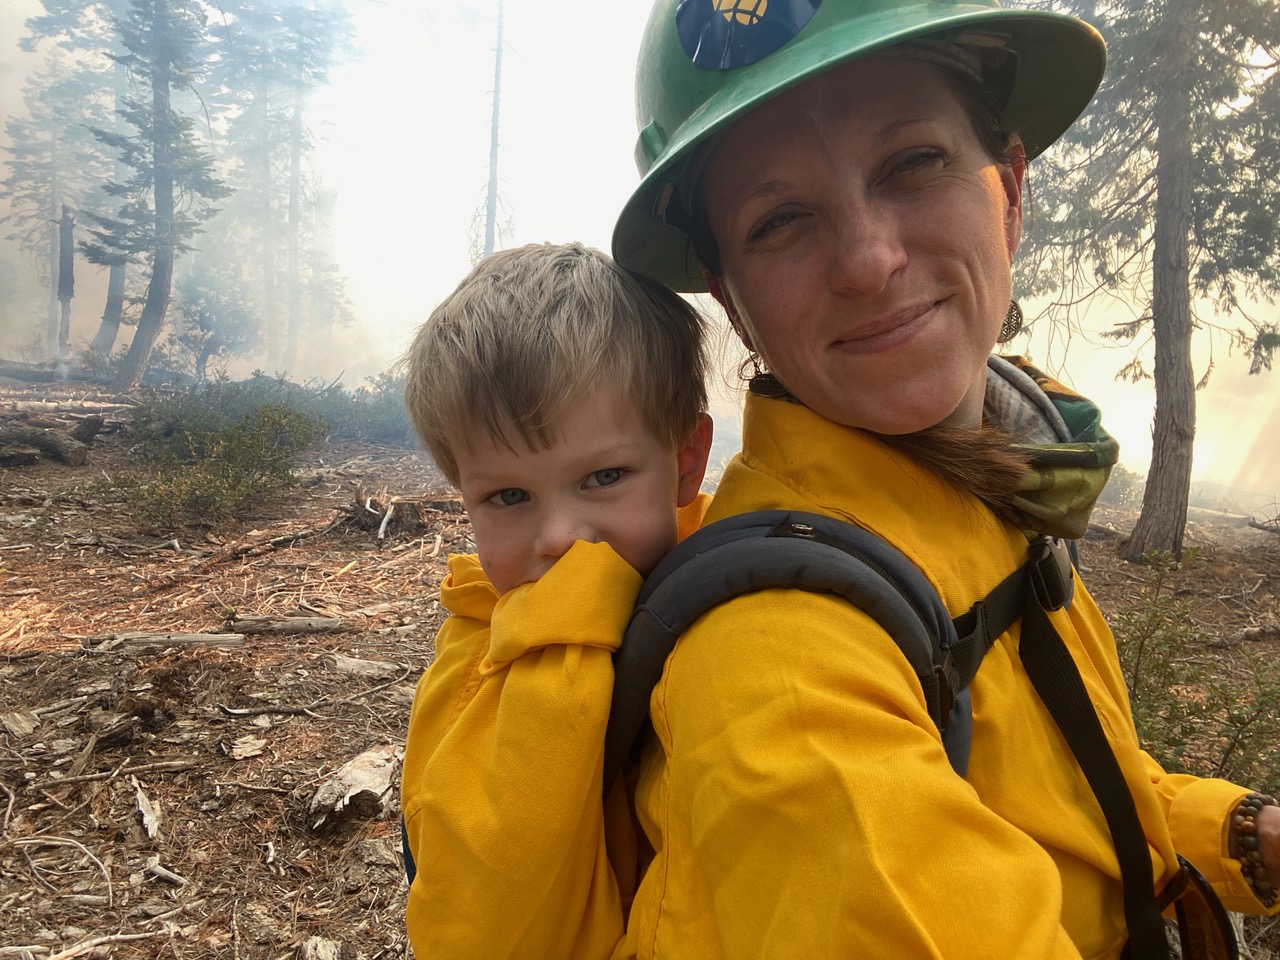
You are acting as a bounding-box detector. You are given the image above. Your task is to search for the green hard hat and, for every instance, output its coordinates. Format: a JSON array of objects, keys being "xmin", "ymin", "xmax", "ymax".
[{"xmin": 613, "ymin": 0, "xmax": 1106, "ymax": 292}]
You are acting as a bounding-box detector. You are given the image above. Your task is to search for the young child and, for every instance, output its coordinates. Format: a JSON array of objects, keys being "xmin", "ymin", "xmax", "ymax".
[{"xmin": 398, "ymin": 242, "xmax": 712, "ymax": 959}]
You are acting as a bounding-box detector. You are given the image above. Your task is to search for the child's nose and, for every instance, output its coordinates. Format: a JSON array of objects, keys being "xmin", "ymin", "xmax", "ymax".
[{"xmin": 537, "ymin": 513, "xmax": 593, "ymax": 560}]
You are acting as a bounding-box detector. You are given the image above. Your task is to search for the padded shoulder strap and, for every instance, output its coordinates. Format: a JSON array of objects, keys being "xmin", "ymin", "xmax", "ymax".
[{"xmin": 604, "ymin": 510, "xmax": 974, "ymax": 793}]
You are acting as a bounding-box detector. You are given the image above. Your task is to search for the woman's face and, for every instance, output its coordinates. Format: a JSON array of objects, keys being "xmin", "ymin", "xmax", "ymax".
[{"xmin": 701, "ymin": 57, "xmax": 1024, "ymax": 434}]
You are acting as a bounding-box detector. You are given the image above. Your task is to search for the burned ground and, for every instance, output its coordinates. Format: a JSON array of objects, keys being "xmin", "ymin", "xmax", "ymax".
[{"xmin": 1, "ymin": 389, "xmax": 1278, "ymax": 959}]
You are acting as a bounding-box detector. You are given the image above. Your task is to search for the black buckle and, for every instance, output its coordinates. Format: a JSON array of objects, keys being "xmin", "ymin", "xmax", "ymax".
[
  {"xmin": 934, "ymin": 651, "xmax": 959, "ymax": 729},
  {"xmin": 1029, "ymin": 536, "xmax": 1074, "ymax": 612}
]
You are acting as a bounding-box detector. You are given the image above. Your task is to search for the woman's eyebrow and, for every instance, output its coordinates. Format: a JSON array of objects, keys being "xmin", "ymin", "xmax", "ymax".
[{"xmin": 871, "ymin": 114, "xmax": 936, "ymax": 149}]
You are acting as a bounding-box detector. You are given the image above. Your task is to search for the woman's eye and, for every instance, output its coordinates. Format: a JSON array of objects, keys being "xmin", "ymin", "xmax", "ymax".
[
  {"xmin": 748, "ymin": 209, "xmax": 800, "ymax": 243},
  {"xmin": 488, "ymin": 488, "xmax": 528, "ymax": 506},
  {"xmin": 890, "ymin": 148, "xmax": 945, "ymax": 178},
  {"xmin": 586, "ymin": 468, "xmax": 623, "ymax": 488}
]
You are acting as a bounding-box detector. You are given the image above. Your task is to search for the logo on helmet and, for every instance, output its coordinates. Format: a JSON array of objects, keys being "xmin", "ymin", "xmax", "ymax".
[{"xmin": 676, "ymin": 0, "xmax": 822, "ymax": 71}]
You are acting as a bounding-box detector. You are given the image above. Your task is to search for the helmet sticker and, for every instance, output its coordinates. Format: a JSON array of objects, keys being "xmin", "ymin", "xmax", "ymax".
[{"xmin": 676, "ymin": 0, "xmax": 823, "ymax": 71}]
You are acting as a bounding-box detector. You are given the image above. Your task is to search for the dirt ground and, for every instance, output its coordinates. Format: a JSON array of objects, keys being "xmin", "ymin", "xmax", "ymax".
[{"xmin": 2, "ymin": 390, "xmax": 1279, "ymax": 959}]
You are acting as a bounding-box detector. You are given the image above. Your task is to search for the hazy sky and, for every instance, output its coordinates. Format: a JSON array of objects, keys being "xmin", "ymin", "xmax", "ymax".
[{"xmin": 1, "ymin": 0, "xmax": 1277, "ymax": 504}]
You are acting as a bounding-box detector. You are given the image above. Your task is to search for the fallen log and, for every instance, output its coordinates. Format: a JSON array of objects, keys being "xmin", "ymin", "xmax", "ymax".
[
  {"xmin": 0, "ymin": 447, "xmax": 40, "ymax": 467},
  {"xmin": 0, "ymin": 425, "xmax": 88, "ymax": 465},
  {"xmin": 228, "ymin": 616, "xmax": 348, "ymax": 636},
  {"xmin": 83, "ymin": 631, "xmax": 247, "ymax": 652},
  {"xmin": 1209, "ymin": 623, "xmax": 1280, "ymax": 648}
]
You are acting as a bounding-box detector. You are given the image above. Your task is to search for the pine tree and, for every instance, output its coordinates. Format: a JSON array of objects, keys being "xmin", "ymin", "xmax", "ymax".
[
  {"xmin": 207, "ymin": 0, "xmax": 352, "ymax": 374},
  {"xmin": 1013, "ymin": 0, "xmax": 1280, "ymax": 559},
  {"xmin": 1, "ymin": 50, "xmax": 112, "ymax": 356},
  {"xmin": 81, "ymin": 0, "xmax": 228, "ymax": 390},
  {"xmin": 20, "ymin": 0, "xmax": 138, "ymax": 359}
]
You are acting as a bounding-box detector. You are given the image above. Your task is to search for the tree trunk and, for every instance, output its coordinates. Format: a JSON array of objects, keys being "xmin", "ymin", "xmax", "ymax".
[
  {"xmin": 194, "ymin": 335, "xmax": 218, "ymax": 384},
  {"xmin": 90, "ymin": 59, "xmax": 131, "ymax": 359},
  {"xmin": 45, "ymin": 186, "xmax": 59, "ymax": 356},
  {"xmin": 302, "ymin": 188, "xmax": 338, "ymax": 372},
  {"xmin": 260, "ymin": 79, "xmax": 282, "ymax": 371},
  {"xmin": 112, "ymin": 3, "xmax": 175, "ymax": 392},
  {"xmin": 281, "ymin": 81, "xmax": 304, "ymax": 375},
  {"xmin": 1121, "ymin": 3, "xmax": 1195, "ymax": 562},
  {"xmin": 483, "ymin": 0, "xmax": 503, "ymax": 258},
  {"xmin": 56, "ymin": 204, "xmax": 75, "ymax": 359},
  {"xmin": 90, "ymin": 262, "xmax": 127, "ymax": 356}
]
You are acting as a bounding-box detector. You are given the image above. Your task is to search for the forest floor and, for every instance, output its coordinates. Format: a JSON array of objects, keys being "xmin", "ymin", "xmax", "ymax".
[{"xmin": 1, "ymin": 387, "xmax": 1279, "ymax": 959}]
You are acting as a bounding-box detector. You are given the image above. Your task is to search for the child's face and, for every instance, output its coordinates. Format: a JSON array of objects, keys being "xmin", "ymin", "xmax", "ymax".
[{"xmin": 455, "ymin": 388, "xmax": 710, "ymax": 595}]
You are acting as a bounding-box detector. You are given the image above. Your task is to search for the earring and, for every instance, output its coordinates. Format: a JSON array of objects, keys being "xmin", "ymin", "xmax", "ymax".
[{"xmin": 998, "ymin": 300, "xmax": 1024, "ymax": 344}]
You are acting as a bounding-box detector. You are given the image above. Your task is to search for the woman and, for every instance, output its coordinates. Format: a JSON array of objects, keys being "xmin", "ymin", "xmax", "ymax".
[{"xmin": 608, "ymin": 1, "xmax": 1280, "ymax": 957}]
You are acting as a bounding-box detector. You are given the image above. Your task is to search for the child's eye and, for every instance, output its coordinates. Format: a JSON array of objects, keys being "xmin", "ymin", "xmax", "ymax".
[
  {"xmin": 487, "ymin": 488, "xmax": 528, "ymax": 506},
  {"xmin": 585, "ymin": 468, "xmax": 624, "ymax": 489}
]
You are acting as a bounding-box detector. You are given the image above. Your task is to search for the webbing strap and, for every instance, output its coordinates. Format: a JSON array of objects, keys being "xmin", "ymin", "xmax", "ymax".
[
  {"xmin": 949, "ymin": 560, "xmax": 1028, "ymax": 690},
  {"xmin": 1017, "ymin": 538, "xmax": 1170, "ymax": 960}
]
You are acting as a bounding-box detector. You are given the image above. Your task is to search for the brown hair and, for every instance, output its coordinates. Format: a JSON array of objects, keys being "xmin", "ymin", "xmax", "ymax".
[
  {"xmin": 746, "ymin": 374, "xmax": 1030, "ymax": 515},
  {"xmin": 400, "ymin": 243, "xmax": 708, "ymax": 486}
]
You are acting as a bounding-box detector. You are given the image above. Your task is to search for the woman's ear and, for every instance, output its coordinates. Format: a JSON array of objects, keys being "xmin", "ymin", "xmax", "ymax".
[
  {"xmin": 1002, "ymin": 135, "xmax": 1027, "ymax": 257},
  {"xmin": 676, "ymin": 413, "xmax": 714, "ymax": 507},
  {"xmin": 703, "ymin": 269, "xmax": 754, "ymax": 351}
]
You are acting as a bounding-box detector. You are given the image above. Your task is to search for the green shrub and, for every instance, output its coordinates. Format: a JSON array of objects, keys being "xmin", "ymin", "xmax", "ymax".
[
  {"xmin": 307, "ymin": 371, "xmax": 415, "ymax": 444},
  {"xmin": 1099, "ymin": 463, "xmax": 1145, "ymax": 510},
  {"xmin": 122, "ymin": 385, "xmax": 328, "ymax": 531},
  {"xmin": 1112, "ymin": 550, "xmax": 1280, "ymax": 794},
  {"xmin": 116, "ymin": 373, "xmax": 419, "ymax": 531}
]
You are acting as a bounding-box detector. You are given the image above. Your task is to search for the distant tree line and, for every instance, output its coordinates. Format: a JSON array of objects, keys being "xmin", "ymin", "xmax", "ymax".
[{"xmin": 1, "ymin": 0, "xmax": 355, "ymax": 389}]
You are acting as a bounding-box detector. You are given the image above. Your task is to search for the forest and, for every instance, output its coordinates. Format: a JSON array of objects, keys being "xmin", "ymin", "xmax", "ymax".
[
  {"xmin": 2, "ymin": 0, "xmax": 355, "ymax": 390},
  {"xmin": 1, "ymin": 0, "xmax": 1280, "ymax": 957}
]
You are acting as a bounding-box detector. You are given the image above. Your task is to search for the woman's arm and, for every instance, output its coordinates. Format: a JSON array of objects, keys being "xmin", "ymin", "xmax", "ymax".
[
  {"xmin": 650, "ymin": 588, "xmax": 1091, "ymax": 960},
  {"xmin": 1145, "ymin": 757, "xmax": 1280, "ymax": 915}
]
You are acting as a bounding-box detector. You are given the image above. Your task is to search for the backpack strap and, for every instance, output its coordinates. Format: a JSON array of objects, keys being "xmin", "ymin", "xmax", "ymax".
[
  {"xmin": 1016, "ymin": 535, "xmax": 1175, "ymax": 960},
  {"xmin": 605, "ymin": 509, "xmax": 1017, "ymax": 793}
]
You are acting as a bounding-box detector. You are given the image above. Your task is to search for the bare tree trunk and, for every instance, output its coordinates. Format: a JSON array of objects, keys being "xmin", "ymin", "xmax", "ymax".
[
  {"xmin": 483, "ymin": 0, "xmax": 503, "ymax": 258},
  {"xmin": 302, "ymin": 188, "xmax": 338, "ymax": 372},
  {"xmin": 1121, "ymin": 2, "xmax": 1195, "ymax": 562},
  {"xmin": 282, "ymin": 81, "xmax": 304, "ymax": 375},
  {"xmin": 259, "ymin": 79, "xmax": 282, "ymax": 371},
  {"xmin": 45, "ymin": 179, "xmax": 59, "ymax": 356},
  {"xmin": 90, "ymin": 262, "xmax": 127, "ymax": 356},
  {"xmin": 90, "ymin": 59, "xmax": 131, "ymax": 359},
  {"xmin": 195, "ymin": 335, "xmax": 218, "ymax": 384},
  {"xmin": 56, "ymin": 204, "xmax": 75, "ymax": 360},
  {"xmin": 112, "ymin": 3, "xmax": 175, "ymax": 392}
]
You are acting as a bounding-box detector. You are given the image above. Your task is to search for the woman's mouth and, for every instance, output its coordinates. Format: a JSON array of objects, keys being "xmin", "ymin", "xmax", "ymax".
[{"xmin": 832, "ymin": 302, "xmax": 940, "ymax": 354}]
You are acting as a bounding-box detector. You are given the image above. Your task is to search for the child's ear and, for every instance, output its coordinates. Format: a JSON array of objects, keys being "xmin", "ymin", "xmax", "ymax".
[{"xmin": 676, "ymin": 413, "xmax": 714, "ymax": 507}]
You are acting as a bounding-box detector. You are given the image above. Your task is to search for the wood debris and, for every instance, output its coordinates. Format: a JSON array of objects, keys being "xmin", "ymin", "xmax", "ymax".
[
  {"xmin": 132, "ymin": 777, "xmax": 161, "ymax": 841},
  {"xmin": 323, "ymin": 652, "xmax": 404, "ymax": 679},
  {"xmin": 308, "ymin": 744, "xmax": 401, "ymax": 829},
  {"xmin": 346, "ymin": 485, "xmax": 463, "ymax": 538},
  {"xmin": 0, "ymin": 426, "xmax": 88, "ymax": 466},
  {"xmin": 227, "ymin": 615, "xmax": 348, "ymax": 636}
]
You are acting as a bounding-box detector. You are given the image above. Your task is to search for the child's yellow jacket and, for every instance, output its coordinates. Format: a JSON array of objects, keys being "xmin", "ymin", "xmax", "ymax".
[{"xmin": 401, "ymin": 496, "xmax": 708, "ymax": 959}]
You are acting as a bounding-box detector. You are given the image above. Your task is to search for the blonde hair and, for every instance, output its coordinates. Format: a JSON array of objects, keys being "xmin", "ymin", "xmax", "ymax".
[{"xmin": 401, "ymin": 243, "xmax": 708, "ymax": 485}]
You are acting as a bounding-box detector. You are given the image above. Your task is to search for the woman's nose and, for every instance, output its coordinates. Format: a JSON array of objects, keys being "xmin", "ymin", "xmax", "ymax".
[{"xmin": 830, "ymin": 204, "xmax": 907, "ymax": 295}]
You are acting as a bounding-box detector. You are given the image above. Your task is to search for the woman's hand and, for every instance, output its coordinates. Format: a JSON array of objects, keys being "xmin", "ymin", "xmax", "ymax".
[{"xmin": 1258, "ymin": 803, "xmax": 1280, "ymax": 888}]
